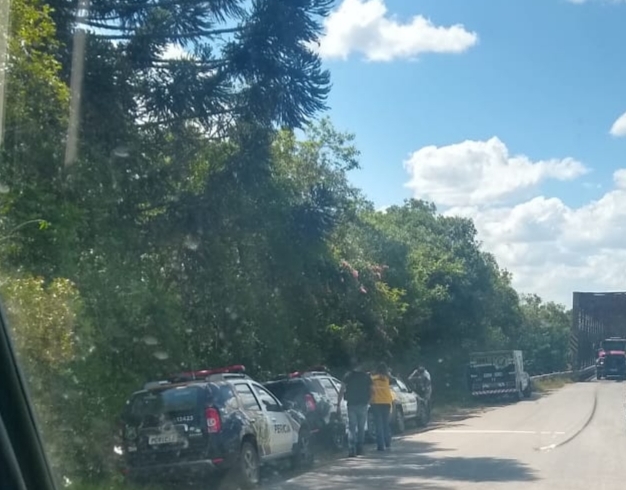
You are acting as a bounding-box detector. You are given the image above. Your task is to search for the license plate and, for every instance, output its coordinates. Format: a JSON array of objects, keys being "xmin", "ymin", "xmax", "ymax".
[
  {"xmin": 148, "ymin": 434, "xmax": 179, "ymax": 445},
  {"xmin": 483, "ymin": 383, "xmax": 505, "ymax": 389}
]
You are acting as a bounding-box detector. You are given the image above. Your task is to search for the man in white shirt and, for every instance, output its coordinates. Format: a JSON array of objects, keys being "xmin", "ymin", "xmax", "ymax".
[{"xmin": 408, "ymin": 365, "xmax": 432, "ymax": 410}]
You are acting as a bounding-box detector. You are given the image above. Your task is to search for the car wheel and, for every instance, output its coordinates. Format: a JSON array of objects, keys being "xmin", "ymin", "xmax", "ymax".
[
  {"xmin": 329, "ymin": 423, "xmax": 346, "ymax": 451},
  {"xmin": 238, "ymin": 440, "xmax": 260, "ymax": 489},
  {"xmin": 292, "ymin": 429, "xmax": 314, "ymax": 469},
  {"xmin": 417, "ymin": 401, "xmax": 429, "ymax": 427},
  {"xmin": 393, "ymin": 407, "xmax": 405, "ymax": 434}
]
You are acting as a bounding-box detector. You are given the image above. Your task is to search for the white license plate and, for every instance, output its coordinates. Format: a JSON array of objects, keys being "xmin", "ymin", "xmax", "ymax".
[
  {"xmin": 148, "ymin": 434, "xmax": 179, "ymax": 445},
  {"xmin": 483, "ymin": 383, "xmax": 505, "ymax": 389}
]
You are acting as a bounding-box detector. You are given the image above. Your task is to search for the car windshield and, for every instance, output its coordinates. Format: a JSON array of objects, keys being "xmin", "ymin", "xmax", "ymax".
[
  {"xmin": 264, "ymin": 379, "xmax": 308, "ymax": 400},
  {"xmin": 128, "ymin": 386, "xmax": 201, "ymax": 417},
  {"xmin": 602, "ymin": 340, "xmax": 626, "ymax": 351}
]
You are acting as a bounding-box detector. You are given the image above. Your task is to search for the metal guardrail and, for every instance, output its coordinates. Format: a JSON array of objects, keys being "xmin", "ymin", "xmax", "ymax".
[{"xmin": 530, "ymin": 365, "xmax": 596, "ymax": 382}]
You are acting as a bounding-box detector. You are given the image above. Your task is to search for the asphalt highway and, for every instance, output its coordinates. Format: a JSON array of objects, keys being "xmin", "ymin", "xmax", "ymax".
[{"xmin": 274, "ymin": 379, "xmax": 623, "ymax": 490}]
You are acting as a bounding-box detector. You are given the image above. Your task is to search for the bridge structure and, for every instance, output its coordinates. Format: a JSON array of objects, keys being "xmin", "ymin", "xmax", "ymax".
[{"xmin": 571, "ymin": 292, "xmax": 626, "ymax": 370}]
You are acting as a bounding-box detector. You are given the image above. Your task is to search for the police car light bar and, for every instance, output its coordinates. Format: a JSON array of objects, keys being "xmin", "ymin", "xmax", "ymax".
[
  {"xmin": 143, "ymin": 380, "xmax": 171, "ymax": 390},
  {"xmin": 305, "ymin": 365, "xmax": 328, "ymax": 373},
  {"xmin": 170, "ymin": 364, "xmax": 246, "ymax": 381}
]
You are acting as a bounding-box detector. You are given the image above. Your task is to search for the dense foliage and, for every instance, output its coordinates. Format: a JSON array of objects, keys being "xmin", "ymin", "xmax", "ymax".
[{"xmin": 0, "ymin": 0, "xmax": 572, "ymax": 484}]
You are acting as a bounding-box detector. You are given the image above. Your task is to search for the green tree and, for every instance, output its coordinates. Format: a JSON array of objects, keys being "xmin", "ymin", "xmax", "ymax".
[{"xmin": 516, "ymin": 294, "xmax": 571, "ymax": 375}]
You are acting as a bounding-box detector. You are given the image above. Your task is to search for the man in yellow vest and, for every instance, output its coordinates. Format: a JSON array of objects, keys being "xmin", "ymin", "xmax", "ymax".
[{"xmin": 370, "ymin": 362, "xmax": 394, "ymax": 451}]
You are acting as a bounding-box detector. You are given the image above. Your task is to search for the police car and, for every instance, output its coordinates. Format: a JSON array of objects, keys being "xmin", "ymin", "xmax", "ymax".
[
  {"xmin": 264, "ymin": 367, "xmax": 348, "ymax": 450},
  {"xmin": 119, "ymin": 365, "xmax": 313, "ymax": 488}
]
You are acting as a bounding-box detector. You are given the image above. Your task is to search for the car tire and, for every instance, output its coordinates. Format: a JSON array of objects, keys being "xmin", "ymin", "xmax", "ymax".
[
  {"xmin": 238, "ymin": 440, "xmax": 260, "ymax": 489},
  {"xmin": 417, "ymin": 400, "xmax": 429, "ymax": 427},
  {"xmin": 329, "ymin": 423, "xmax": 346, "ymax": 451},
  {"xmin": 292, "ymin": 429, "xmax": 314, "ymax": 469},
  {"xmin": 393, "ymin": 407, "xmax": 405, "ymax": 434}
]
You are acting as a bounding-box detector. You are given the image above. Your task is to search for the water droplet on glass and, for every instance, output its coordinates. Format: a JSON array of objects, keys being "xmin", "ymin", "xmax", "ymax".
[
  {"xmin": 142, "ymin": 335, "xmax": 158, "ymax": 346},
  {"xmin": 153, "ymin": 351, "xmax": 169, "ymax": 360},
  {"xmin": 113, "ymin": 146, "xmax": 130, "ymax": 158},
  {"xmin": 184, "ymin": 235, "xmax": 199, "ymax": 251}
]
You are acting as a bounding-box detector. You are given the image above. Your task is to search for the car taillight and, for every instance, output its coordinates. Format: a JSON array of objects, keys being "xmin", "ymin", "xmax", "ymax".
[
  {"xmin": 205, "ymin": 407, "xmax": 221, "ymax": 433},
  {"xmin": 304, "ymin": 394, "xmax": 316, "ymax": 412}
]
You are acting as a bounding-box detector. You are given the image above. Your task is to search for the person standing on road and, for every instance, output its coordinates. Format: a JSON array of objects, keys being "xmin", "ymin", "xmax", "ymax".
[
  {"xmin": 370, "ymin": 362, "xmax": 393, "ymax": 452},
  {"xmin": 337, "ymin": 361, "xmax": 372, "ymax": 457},
  {"xmin": 409, "ymin": 365, "xmax": 432, "ymax": 412}
]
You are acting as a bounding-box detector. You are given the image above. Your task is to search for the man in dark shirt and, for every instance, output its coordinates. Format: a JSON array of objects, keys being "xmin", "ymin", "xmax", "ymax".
[{"xmin": 337, "ymin": 362, "xmax": 372, "ymax": 457}]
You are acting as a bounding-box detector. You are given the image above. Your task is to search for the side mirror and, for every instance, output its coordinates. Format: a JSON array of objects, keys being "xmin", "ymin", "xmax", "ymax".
[{"xmin": 283, "ymin": 400, "xmax": 295, "ymax": 411}]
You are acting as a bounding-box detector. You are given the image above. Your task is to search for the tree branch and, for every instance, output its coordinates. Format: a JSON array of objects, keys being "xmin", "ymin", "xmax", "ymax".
[{"xmin": 95, "ymin": 26, "xmax": 242, "ymax": 40}]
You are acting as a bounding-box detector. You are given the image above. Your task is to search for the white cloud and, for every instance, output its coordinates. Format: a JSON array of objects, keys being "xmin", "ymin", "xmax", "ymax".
[
  {"xmin": 610, "ymin": 111, "xmax": 626, "ymax": 137},
  {"xmin": 404, "ymin": 137, "xmax": 588, "ymax": 207},
  {"xmin": 317, "ymin": 0, "xmax": 478, "ymax": 62},
  {"xmin": 160, "ymin": 43, "xmax": 189, "ymax": 60},
  {"xmin": 404, "ymin": 137, "xmax": 626, "ymax": 306}
]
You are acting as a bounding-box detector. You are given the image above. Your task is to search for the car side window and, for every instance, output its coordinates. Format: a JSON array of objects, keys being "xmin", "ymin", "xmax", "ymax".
[
  {"xmin": 220, "ymin": 385, "xmax": 240, "ymax": 411},
  {"xmin": 330, "ymin": 377, "xmax": 343, "ymax": 392},
  {"xmin": 252, "ymin": 384, "xmax": 283, "ymax": 412},
  {"xmin": 319, "ymin": 377, "xmax": 338, "ymax": 394},
  {"xmin": 396, "ymin": 379, "xmax": 408, "ymax": 392},
  {"xmin": 234, "ymin": 383, "xmax": 262, "ymax": 412}
]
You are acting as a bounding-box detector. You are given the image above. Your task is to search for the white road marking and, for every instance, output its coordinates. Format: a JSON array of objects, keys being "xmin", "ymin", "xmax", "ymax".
[
  {"xmin": 429, "ymin": 429, "xmax": 566, "ymax": 435},
  {"xmin": 539, "ymin": 443, "xmax": 557, "ymax": 451}
]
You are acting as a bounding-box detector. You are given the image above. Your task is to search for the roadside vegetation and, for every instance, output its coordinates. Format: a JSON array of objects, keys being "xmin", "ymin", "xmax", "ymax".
[
  {"xmin": 532, "ymin": 375, "xmax": 574, "ymax": 393},
  {"xmin": 0, "ymin": 0, "xmax": 573, "ymax": 485}
]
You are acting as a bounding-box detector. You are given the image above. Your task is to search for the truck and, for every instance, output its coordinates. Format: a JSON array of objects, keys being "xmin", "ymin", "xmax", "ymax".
[
  {"xmin": 595, "ymin": 337, "xmax": 626, "ymax": 379},
  {"xmin": 468, "ymin": 350, "xmax": 532, "ymax": 399}
]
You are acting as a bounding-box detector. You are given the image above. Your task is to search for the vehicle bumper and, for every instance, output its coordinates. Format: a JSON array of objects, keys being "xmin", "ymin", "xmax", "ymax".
[
  {"xmin": 604, "ymin": 370, "xmax": 625, "ymax": 377},
  {"xmin": 124, "ymin": 457, "xmax": 232, "ymax": 482},
  {"xmin": 471, "ymin": 388, "xmax": 518, "ymax": 396}
]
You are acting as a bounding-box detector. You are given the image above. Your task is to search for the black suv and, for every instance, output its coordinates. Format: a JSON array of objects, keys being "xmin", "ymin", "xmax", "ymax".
[
  {"xmin": 264, "ymin": 368, "xmax": 347, "ymax": 450},
  {"xmin": 119, "ymin": 365, "xmax": 313, "ymax": 488}
]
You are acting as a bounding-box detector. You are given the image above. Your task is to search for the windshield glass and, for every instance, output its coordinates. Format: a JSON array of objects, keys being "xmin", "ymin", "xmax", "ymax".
[
  {"xmin": 602, "ymin": 340, "xmax": 626, "ymax": 351},
  {"xmin": 128, "ymin": 386, "xmax": 201, "ymax": 417}
]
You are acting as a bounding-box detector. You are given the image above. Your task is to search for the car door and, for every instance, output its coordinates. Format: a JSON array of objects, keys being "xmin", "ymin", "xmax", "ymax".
[
  {"xmin": 329, "ymin": 376, "xmax": 349, "ymax": 419},
  {"xmin": 316, "ymin": 376, "xmax": 341, "ymax": 422},
  {"xmin": 396, "ymin": 379, "xmax": 418, "ymax": 418},
  {"xmin": 250, "ymin": 383, "xmax": 295, "ymax": 456},
  {"xmin": 233, "ymin": 382, "xmax": 276, "ymax": 458}
]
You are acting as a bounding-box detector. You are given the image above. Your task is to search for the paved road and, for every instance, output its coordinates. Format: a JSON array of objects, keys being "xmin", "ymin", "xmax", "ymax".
[{"xmin": 275, "ymin": 379, "xmax": 625, "ymax": 490}]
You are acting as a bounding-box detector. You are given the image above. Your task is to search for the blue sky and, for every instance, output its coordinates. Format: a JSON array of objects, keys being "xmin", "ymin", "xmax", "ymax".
[{"xmin": 316, "ymin": 0, "xmax": 626, "ymax": 304}]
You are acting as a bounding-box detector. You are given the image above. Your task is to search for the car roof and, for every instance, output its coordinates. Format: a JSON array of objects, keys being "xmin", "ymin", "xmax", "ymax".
[{"xmin": 132, "ymin": 378, "xmax": 243, "ymax": 397}]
